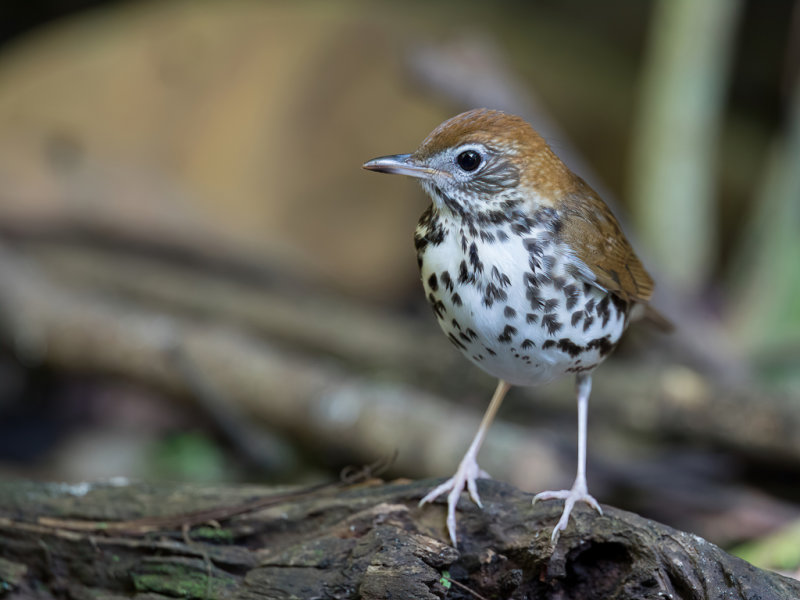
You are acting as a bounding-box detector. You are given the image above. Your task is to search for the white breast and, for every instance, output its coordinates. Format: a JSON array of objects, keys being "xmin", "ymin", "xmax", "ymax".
[{"xmin": 418, "ymin": 223, "xmax": 628, "ymax": 387}]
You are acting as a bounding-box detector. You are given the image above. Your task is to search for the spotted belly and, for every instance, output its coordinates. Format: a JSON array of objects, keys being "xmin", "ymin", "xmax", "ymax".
[{"xmin": 419, "ymin": 232, "xmax": 629, "ymax": 387}]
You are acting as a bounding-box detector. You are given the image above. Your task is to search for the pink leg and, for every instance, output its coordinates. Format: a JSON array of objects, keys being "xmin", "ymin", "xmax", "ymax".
[
  {"xmin": 533, "ymin": 373, "xmax": 602, "ymax": 543},
  {"xmin": 419, "ymin": 380, "xmax": 512, "ymax": 547}
]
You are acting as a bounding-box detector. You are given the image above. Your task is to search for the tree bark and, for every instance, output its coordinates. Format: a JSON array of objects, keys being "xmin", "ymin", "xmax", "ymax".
[{"xmin": 0, "ymin": 478, "xmax": 797, "ymax": 599}]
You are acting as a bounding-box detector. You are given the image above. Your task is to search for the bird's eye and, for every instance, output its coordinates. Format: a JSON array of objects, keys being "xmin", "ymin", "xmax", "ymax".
[{"xmin": 456, "ymin": 150, "xmax": 482, "ymax": 172}]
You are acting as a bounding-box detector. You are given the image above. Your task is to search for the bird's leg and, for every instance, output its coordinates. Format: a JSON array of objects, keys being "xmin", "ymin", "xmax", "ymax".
[
  {"xmin": 533, "ymin": 373, "xmax": 602, "ymax": 543},
  {"xmin": 419, "ymin": 379, "xmax": 512, "ymax": 546}
]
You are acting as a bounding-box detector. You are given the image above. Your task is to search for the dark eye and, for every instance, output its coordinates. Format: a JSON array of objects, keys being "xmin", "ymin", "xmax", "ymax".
[{"xmin": 456, "ymin": 150, "xmax": 482, "ymax": 172}]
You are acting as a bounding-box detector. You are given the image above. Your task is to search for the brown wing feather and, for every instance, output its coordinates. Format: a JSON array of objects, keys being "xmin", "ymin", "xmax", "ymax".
[{"xmin": 557, "ymin": 177, "xmax": 654, "ymax": 304}]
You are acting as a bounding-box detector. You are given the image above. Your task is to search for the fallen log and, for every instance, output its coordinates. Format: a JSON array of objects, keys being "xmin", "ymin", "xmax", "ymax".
[{"xmin": 0, "ymin": 478, "xmax": 796, "ymax": 599}]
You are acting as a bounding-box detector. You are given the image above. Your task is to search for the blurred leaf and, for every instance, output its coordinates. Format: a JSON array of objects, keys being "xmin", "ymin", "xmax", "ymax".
[
  {"xmin": 726, "ymin": 68, "xmax": 800, "ymax": 371},
  {"xmin": 628, "ymin": 0, "xmax": 742, "ymax": 294},
  {"xmin": 731, "ymin": 518, "xmax": 800, "ymax": 573},
  {"xmin": 149, "ymin": 431, "xmax": 228, "ymax": 483}
]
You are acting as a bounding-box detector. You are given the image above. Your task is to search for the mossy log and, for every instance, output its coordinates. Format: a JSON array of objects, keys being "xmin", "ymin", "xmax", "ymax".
[{"xmin": 0, "ymin": 478, "xmax": 797, "ymax": 599}]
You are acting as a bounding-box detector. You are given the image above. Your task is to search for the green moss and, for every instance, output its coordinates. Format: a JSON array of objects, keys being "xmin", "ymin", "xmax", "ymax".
[
  {"xmin": 188, "ymin": 526, "xmax": 234, "ymax": 542},
  {"xmin": 132, "ymin": 560, "xmax": 236, "ymax": 599}
]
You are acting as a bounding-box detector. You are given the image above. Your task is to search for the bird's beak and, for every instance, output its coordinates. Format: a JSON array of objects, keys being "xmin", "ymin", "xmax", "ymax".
[{"xmin": 362, "ymin": 154, "xmax": 436, "ymax": 180}]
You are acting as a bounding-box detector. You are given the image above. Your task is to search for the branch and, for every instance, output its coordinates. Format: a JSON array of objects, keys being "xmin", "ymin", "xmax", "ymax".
[{"xmin": 0, "ymin": 479, "xmax": 796, "ymax": 599}]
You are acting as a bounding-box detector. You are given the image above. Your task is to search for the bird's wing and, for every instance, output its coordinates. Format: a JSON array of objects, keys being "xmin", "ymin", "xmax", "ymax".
[{"xmin": 557, "ymin": 182, "xmax": 654, "ymax": 305}]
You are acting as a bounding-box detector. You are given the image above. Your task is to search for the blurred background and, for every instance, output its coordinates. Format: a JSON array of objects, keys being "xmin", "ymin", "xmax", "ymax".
[{"xmin": 0, "ymin": 0, "xmax": 797, "ymax": 574}]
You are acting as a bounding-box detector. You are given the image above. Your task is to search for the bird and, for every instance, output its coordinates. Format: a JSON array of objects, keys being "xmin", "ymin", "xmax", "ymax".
[{"xmin": 362, "ymin": 108, "xmax": 658, "ymax": 547}]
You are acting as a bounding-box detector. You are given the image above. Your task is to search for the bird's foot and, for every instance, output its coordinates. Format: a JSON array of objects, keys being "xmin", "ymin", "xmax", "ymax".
[
  {"xmin": 533, "ymin": 479, "xmax": 602, "ymax": 544},
  {"xmin": 419, "ymin": 455, "xmax": 489, "ymax": 547}
]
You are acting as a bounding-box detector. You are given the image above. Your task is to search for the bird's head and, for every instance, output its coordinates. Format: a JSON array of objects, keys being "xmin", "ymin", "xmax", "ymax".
[{"xmin": 363, "ymin": 109, "xmax": 570, "ymax": 217}]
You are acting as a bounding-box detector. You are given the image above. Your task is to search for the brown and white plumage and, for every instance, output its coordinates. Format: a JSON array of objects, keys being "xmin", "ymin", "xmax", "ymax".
[
  {"xmin": 364, "ymin": 108, "xmax": 660, "ymax": 546},
  {"xmin": 418, "ymin": 109, "xmax": 655, "ymax": 305}
]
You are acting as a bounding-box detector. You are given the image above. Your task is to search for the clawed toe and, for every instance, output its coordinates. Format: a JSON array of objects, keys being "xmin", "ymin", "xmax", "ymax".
[
  {"xmin": 533, "ymin": 486, "xmax": 602, "ymax": 543},
  {"xmin": 419, "ymin": 458, "xmax": 488, "ymax": 547},
  {"xmin": 419, "ymin": 479, "xmax": 455, "ymax": 506},
  {"xmin": 416, "ymin": 381, "xmax": 510, "ymax": 547}
]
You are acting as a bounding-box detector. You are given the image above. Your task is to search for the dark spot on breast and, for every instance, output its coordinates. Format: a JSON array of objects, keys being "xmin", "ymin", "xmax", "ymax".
[
  {"xmin": 436, "ymin": 185, "xmax": 464, "ymax": 217},
  {"xmin": 451, "ymin": 318, "xmax": 461, "ymax": 330},
  {"xmin": 563, "ymin": 284, "xmax": 580, "ymax": 310},
  {"xmin": 542, "ymin": 314, "xmax": 562, "ymax": 335},
  {"xmin": 511, "ymin": 220, "xmax": 531, "ymax": 235},
  {"xmin": 433, "ymin": 302, "xmax": 446, "ymax": 319},
  {"xmin": 557, "ymin": 338, "xmax": 583, "ymax": 358},
  {"xmin": 587, "ymin": 335, "xmax": 615, "ymax": 356},
  {"xmin": 479, "ymin": 230, "xmax": 495, "ymax": 243},
  {"xmin": 552, "ymin": 276, "xmax": 566, "ymax": 290},
  {"xmin": 441, "ymin": 271, "xmax": 453, "ymax": 291},
  {"xmin": 428, "ymin": 293, "xmax": 446, "ymax": 319},
  {"xmin": 476, "ymin": 210, "xmax": 505, "ymax": 226},
  {"xmin": 485, "ymin": 346, "xmax": 497, "ymax": 356},
  {"xmin": 496, "ymin": 229, "xmax": 509, "ymax": 242},
  {"xmin": 427, "ymin": 273, "xmax": 438, "ymax": 291},
  {"xmin": 610, "ymin": 294, "xmax": 628, "ymax": 315},
  {"xmin": 596, "ymin": 296, "xmax": 610, "ymax": 317},
  {"xmin": 459, "ymin": 332, "xmax": 471, "ymax": 343},
  {"xmin": 530, "ymin": 271, "xmax": 551, "ymax": 287},
  {"xmin": 526, "ymin": 287, "xmax": 544, "ymax": 310},
  {"xmin": 415, "ymin": 206, "xmax": 446, "ymax": 251},
  {"xmin": 491, "ymin": 266, "xmax": 511, "ymax": 287},
  {"xmin": 526, "ymin": 313, "xmax": 539, "ymax": 324},
  {"xmin": 525, "ymin": 272, "xmax": 540, "ymax": 288},
  {"xmin": 542, "ymin": 339, "xmax": 556, "ymax": 350},
  {"xmin": 465, "ymin": 328, "xmax": 479, "ymax": 341},
  {"xmin": 567, "ymin": 363, "xmax": 598, "ymax": 373},
  {"xmin": 498, "ymin": 324, "xmax": 517, "ymax": 343},
  {"xmin": 571, "ymin": 310, "xmax": 583, "ymax": 327},
  {"xmin": 521, "ymin": 338, "xmax": 534, "ymax": 349},
  {"xmin": 468, "ymin": 242, "xmax": 483, "ymax": 274},
  {"xmin": 428, "ymin": 215, "xmax": 445, "ymax": 245},
  {"xmin": 584, "ymin": 298, "xmax": 596, "ymax": 313},
  {"xmin": 483, "ymin": 283, "xmax": 508, "ymax": 307},
  {"xmin": 448, "ymin": 332, "xmax": 468, "ymax": 351},
  {"xmin": 524, "ymin": 239, "xmax": 543, "ymax": 256},
  {"xmin": 504, "ymin": 306, "xmax": 517, "ymax": 318},
  {"xmin": 429, "ymin": 225, "xmax": 445, "ymax": 246},
  {"xmin": 597, "ymin": 296, "xmax": 611, "ymax": 327},
  {"xmin": 583, "ymin": 315, "xmax": 595, "ymax": 331},
  {"xmin": 458, "ymin": 260, "xmax": 469, "ymax": 284},
  {"xmin": 500, "ymin": 199, "xmax": 522, "ymax": 210},
  {"xmin": 452, "ymin": 293, "xmax": 463, "ymax": 306},
  {"xmin": 544, "ymin": 298, "xmax": 559, "ymax": 312}
]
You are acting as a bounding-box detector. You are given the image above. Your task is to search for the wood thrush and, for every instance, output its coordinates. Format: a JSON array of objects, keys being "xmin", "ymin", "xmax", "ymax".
[{"xmin": 363, "ymin": 109, "xmax": 657, "ymax": 546}]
